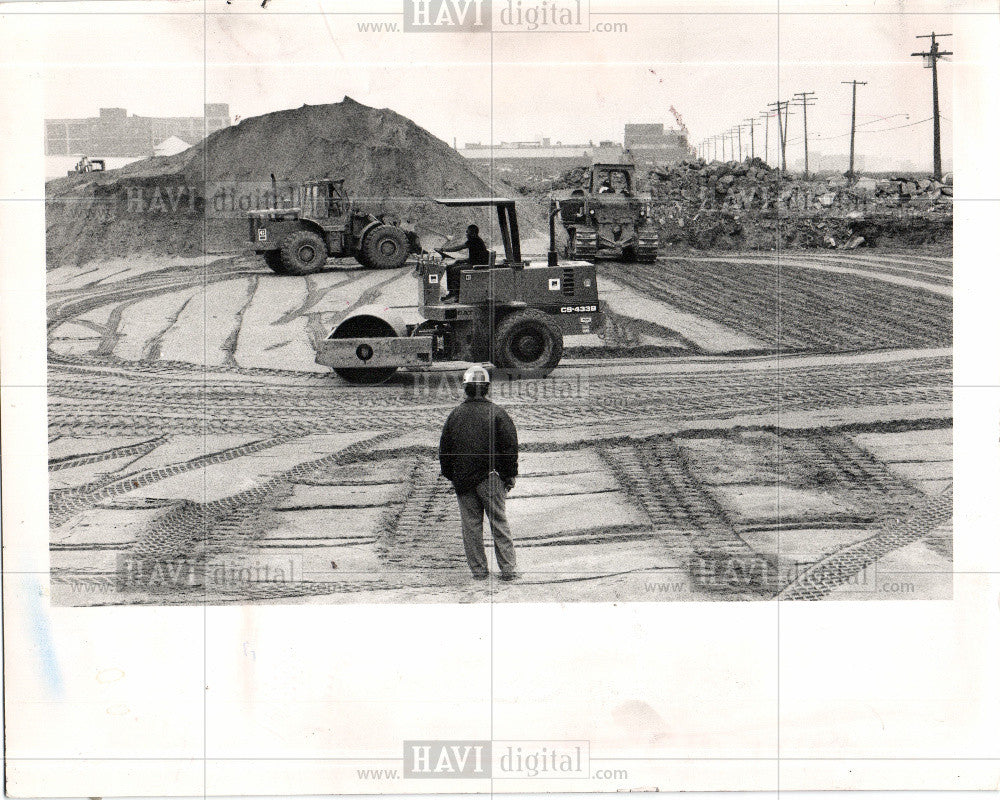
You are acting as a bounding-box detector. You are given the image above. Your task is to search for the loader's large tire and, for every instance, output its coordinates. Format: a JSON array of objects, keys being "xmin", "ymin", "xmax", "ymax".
[
  {"xmin": 279, "ymin": 229, "xmax": 327, "ymax": 275},
  {"xmin": 493, "ymin": 309, "xmax": 563, "ymax": 375},
  {"xmin": 361, "ymin": 225, "xmax": 409, "ymax": 270},
  {"xmin": 264, "ymin": 250, "xmax": 287, "ymax": 273}
]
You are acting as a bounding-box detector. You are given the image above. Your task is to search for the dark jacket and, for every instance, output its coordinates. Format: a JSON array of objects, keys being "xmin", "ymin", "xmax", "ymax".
[
  {"xmin": 466, "ymin": 234, "xmax": 491, "ymax": 266},
  {"xmin": 439, "ymin": 397, "xmax": 518, "ymax": 495}
]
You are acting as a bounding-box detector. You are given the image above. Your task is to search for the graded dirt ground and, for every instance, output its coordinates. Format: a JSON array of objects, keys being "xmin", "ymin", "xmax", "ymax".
[{"xmin": 45, "ymin": 250, "xmax": 953, "ymax": 605}]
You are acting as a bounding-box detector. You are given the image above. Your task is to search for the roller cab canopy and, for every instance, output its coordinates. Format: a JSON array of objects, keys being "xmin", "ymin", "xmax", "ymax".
[{"xmin": 434, "ymin": 197, "xmax": 522, "ymax": 264}]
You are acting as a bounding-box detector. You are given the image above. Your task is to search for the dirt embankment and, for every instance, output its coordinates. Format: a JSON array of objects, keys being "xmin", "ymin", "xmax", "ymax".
[
  {"xmin": 46, "ymin": 97, "xmax": 538, "ymax": 266},
  {"xmin": 519, "ymin": 157, "xmax": 952, "ymax": 251},
  {"xmin": 646, "ymin": 158, "xmax": 953, "ymax": 250}
]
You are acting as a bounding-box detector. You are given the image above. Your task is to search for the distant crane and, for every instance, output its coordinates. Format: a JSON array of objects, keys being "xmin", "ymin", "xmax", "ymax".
[{"xmin": 669, "ymin": 105, "xmax": 690, "ymax": 138}]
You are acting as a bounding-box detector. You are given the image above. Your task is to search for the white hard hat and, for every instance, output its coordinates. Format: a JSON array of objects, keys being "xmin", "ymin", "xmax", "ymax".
[{"xmin": 462, "ymin": 365, "xmax": 491, "ymax": 385}]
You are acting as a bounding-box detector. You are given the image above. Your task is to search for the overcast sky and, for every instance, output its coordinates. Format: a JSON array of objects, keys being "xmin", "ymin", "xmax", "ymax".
[{"xmin": 15, "ymin": 0, "xmax": 976, "ymax": 169}]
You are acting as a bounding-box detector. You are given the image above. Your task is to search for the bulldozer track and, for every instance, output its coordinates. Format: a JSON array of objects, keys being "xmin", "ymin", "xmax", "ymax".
[
  {"xmin": 603, "ymin": 256, "xmax": 951, "ymax": 352},
  {"xmin": 376, "ymin": 455, "xmax": 468, "ymax": 572},
  {"xmin": 598, "ymin": 440, "xmax": 781, "ymax": 597},
  {"xmin": 49, "ymin": 434, "xmax": 301, "ymax": 528},
  {"xmin": 48, "ymin": 435, "xmax": 167, "ymax": 471},
  {"xmin": 46, "ymin": 350, "xmax": 951, "ymax": 439},
  {"xmin": 777, "ymin": 485, "xmax": 952, "ymax": 600},
  {"xmin": 124, "ymin": 431, "xmax": 399, "ymax": 564},
  {"xmin": 50, "ymin": 424, "xmax": 950, "ymax": 603}
]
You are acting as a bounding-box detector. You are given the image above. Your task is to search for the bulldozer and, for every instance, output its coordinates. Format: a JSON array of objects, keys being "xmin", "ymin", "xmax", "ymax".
[
  {"xmin": 315, "ymin": 198, "xmax": 604, "ymax": 384},
  {"xmin": 556, "ymin": 160, "xmax": 659, "ymax": 263},
  {"xmin": 67, "ymin": 155, "xmax": 106, "ymax": 176},
  {"xmin": 247, "ymin": 177, "xmax": 413, "ymax": 275}
]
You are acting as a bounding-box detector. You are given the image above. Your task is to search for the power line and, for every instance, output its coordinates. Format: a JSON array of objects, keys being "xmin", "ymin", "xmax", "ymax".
[{"xmin": 784, "ymin": 116, "xmax": 931, "ymax": 146}]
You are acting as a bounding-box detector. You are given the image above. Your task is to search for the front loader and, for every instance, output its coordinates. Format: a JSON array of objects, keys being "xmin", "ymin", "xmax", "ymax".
[{"xmin": 248, "ymin": 177, "xmax": 413, "ymax": 275}]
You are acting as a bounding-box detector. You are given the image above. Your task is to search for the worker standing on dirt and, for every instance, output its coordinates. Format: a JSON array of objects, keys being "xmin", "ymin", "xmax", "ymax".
[
  {"xmin": 439, "ymin": 365, "xmax": 519, "ymax": 581},
  {"xmin": 439, "ymin": 224, "xmax": 491, "ymax": 301}
]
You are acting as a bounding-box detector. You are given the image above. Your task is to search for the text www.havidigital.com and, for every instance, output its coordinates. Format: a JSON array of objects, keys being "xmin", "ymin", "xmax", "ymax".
[
  {"xmin": 354, "ymin": 740, "xmax": 628, "ymax": 780},
  {"xmin": 353, "ymin": 1, "xmax": 627, "ymax": 33}
]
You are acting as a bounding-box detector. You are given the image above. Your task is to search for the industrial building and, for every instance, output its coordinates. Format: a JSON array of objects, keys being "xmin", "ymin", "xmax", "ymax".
[
  {"xmin": 45, "ymin": 104, "xmax": 231, "ymax": 157},
  {"xmin": 623, "ymin": 123, "xmax": 692, "ymax": 166},
  {"xmin": 457, "ymin": 121, "xmax": 691, "ymax": 170}
]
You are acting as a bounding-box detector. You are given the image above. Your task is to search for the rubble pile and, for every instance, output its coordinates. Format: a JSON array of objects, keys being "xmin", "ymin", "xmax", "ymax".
[
  {"xmin": 46, "ymin": 97, "xmax": 532, "ymax": 266},
  {"xmin": 645, "ymin": 158, "xmax": 952, "ymax": 250}
]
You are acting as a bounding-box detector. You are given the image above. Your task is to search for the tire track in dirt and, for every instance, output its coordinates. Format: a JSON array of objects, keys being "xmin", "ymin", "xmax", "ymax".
[
  {"xmin": 274, "ymin": 271, "xmax": 371, "ymax": 325},
  {"xmin": 306, "ymin": 268, "xmax": 410, "ymax": 352},
  {"xmin": 605, "ymin": 258, "xmax": 951, "ymax": 351},
  {"xmin": 782, "ymin": 252, "xmax": 952, "ymax": 283},
  {"xmin": 220, "ymin": 276, "xmax": 259, "ymax": 367},
  {"xmin": 142, "ymin": 295, "xmax": 195, "ymax": 362},
  {"xmin": 49, "ymin": 435, "xmax": 167, "ymax": 471},
  {"xmin": 47, "ymin": 257, "xmax": 243, "ymax": 333},
  {"xmin": 126, "ymin": 430, "xmax": 399, "ymax": 567},
  {"xmin": 49, "ymin": 433, "xmax": 298, "ymax": 527},
  {"xmin": 777, "ymin": 485, "xmax": 952, "ymax": 600},
  {"xmin": 598, "ymin": 440, "xmax": 781, "ymax": 597}
]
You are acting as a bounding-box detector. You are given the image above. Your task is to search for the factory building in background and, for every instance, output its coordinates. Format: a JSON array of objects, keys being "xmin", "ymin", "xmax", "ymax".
[
  {"xmin": 457, "ymin": 121, "xmax": 691, "ymax": 171},
  {"xmin": 45, "ymin": 104, "xmax": 231, "ymax": 157},
  {"xmin": 623, "ymin": 123, "xmax": 693, "ymax": 166}
]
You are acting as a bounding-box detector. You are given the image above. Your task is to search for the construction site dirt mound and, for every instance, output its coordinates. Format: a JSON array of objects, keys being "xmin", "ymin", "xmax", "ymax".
[
  {"xmin": 46, "ymin": 97, "xmax": 536, "ymax": 266},
  {"xmin": 645, "ymin": 158, "xmax": 952, "ymax": 251},
  {"xmin": 521, "ymin": 157, "xmax": 952, "ymax": 251}
]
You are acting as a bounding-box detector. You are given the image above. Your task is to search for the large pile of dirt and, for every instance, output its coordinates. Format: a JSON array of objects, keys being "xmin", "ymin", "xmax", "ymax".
[
  {"xmin": 524, "ymin": 157, "xmax": 952, "ymax": 251},
  {"xmin": 46, "ymin": 97, "xmax": 534, "ymax": 265},
  {"xmin": 647, "ymin": 158, "xmax": 953, "ymax": 250}
]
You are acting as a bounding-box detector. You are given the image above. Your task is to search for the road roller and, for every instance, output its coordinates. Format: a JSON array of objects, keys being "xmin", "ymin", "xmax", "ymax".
[{"xmin": 315, "ymin": 198, "xmax": 605, "ymax": 384}]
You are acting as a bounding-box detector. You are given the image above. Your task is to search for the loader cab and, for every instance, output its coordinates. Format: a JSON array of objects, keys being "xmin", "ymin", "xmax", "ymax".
[{"xmin": 301, "ymin": 179, "xmax": 349, "ymax": 220}]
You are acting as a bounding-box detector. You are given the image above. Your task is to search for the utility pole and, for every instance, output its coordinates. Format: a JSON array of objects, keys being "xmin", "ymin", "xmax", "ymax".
[
  {"xmin": 768, "ymin": 100, "xmax": 791, "ymax": 173},
  {"xmin": 793, "ymin": 91, "xmax": 817, "ymax": 178},
  {"xmin": 841, "ymin": 80, "xmax": 867, "ymax": 180},
  {"xmin": 760, "ymin": 111, "xmax": 771, "ymax": 166},
  {"xmin": 745, "ymin": 118, "xmax": 756, "ymax": 160},
  {"xmin": 735, "ymin": 125, "xmax": 743, "ymax": 161},
  {"xmin": 713, "ymin": 135, "xmax": 718, "ymax": 162},
  {"xmin": 912, "ymin": 32, "xmax": 952, "ymax": 180}
]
